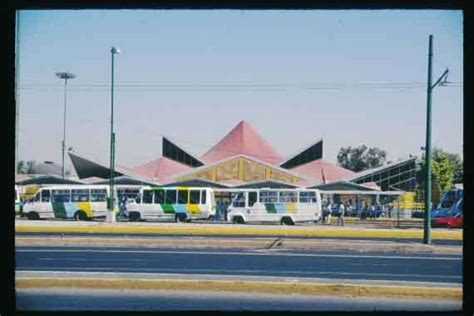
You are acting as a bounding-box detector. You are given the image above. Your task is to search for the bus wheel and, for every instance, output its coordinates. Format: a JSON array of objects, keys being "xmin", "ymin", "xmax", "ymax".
[
  {"xmin": 232, "ymin": 216, "xmax": 244, "ymax": 224},
  {"xmin": 129, "ymin": 212, "xmax": 140, "ymax": 222},
  {"xmin": 281, "ymin": 217, "xmax": 294, "ymax": 226},
  {"xmin": 27, "ymin": 212, "xmax": 39, "ymax": 220},
  {"xmin": 74, "ymin": 211, "xmax": 87, "ymax": 221}
]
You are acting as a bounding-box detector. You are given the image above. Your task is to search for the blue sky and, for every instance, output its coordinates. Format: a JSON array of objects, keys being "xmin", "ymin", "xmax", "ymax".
[{"xmin": 17, "ymin": 10, "xmax": 463, "ymax": 169}]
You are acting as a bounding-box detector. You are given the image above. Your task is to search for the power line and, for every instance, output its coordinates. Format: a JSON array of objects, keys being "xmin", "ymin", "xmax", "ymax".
[{"xmin": 18, "ymin": 80, "xmax": 464, "ymax": 91}]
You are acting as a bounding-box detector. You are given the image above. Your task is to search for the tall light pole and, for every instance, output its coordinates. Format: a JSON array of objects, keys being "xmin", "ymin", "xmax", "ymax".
[
  {"xmin": 55, "ymin": 72, "xmax": 76, "ymax": 179},
  {"xmin": 15, "ymin": 11, "xmax": 20, "ymax": 179},
  {"xmin": 423, "ymin": 34, "xmax": 449, "ymax": 244},
  {"xmin": 107, "ymin": 46, "xmax": 120, "ymax": 223}
]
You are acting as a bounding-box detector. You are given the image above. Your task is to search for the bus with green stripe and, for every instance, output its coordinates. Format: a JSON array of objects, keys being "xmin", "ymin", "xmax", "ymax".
[
  {"xmin": 22, "ymin": 185, "xmax": 117, "ymax": 220},
  {"xmin": 125, "ymin": 186, "xmax": 216, "ymax": 222},
  {"xmin": 226, "ymin": 189, "xmax": 322, "ymax": 225}
]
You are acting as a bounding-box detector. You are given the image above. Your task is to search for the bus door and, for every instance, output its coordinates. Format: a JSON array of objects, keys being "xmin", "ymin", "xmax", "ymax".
[
  {"xmin": 215, "ymin": 191, "xmax": 232, "ymax": 221},
  {"xmin": 246, "ymin": 191, "xmax": 258, "ymax": 220}
]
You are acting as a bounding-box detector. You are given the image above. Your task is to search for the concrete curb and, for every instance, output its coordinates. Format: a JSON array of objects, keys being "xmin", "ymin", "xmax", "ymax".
[
  {"xmin": 16, "ymin": 277, "xmax": 462, "ymax": 301},
  {"xmin": 16, "ymin": 224, "xmax": 462, "ymax": 240},
  {"xmin": 15, "ymin": 236, "xmax": 462, "ymax": 254}
]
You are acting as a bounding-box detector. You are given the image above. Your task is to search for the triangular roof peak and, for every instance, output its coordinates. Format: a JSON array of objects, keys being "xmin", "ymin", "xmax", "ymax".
[
  {"xmin": 132, "ymin": 156, "xmax": 193, "ymax": 183},
  {"xmin": 200, "ymin": 120, "xmax": 283, "ymax": 165}
]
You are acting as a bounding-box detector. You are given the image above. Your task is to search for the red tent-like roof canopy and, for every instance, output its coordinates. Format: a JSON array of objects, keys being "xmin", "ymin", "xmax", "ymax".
[
  {"xmin": 200, "ymin": 120, "xmax": 284, "ymax": 165},
  {"xmin": 132, "ymin": 157, "xmax": 193, "ymax": 183},
  {"xmin": 290, "ymin": 159, "xmax": 355, "ymax": 184}
]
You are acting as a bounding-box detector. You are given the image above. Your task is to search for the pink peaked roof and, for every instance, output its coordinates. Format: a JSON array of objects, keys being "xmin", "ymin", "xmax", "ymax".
[
  {"xmin": 290, "ymin": 159, "xmax": 355, "ymax": 183},
  {"xmin": 132, "ymin": 157, "xmax": 192, "ymax": 183},
  {"xmin": 361, "ymin": 182, "xmax": 381, "ymax": 190},
  {"xmin": 200, "ymin": 120, "xmax": 284, "ymax": 165},
  {"xmin": 81, "ymin": 176, "xmax": 105, "ymax": 184}
]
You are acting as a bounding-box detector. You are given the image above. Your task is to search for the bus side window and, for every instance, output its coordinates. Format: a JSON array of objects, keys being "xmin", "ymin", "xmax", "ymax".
[
  {"xmin": 41, "ymin": 190, "xmax": 51, "ymax": 202},
  {"xmin": 299, "ymin": 192, "xmax": 309, "ymax": 203},
  {"xmin": 178, "ymin": 190, "xmax": 188, "ymax": 204},
  {"xmin": 165, "ymin": 190, "xmax": 177, "ymax": 204},
  {"xmin": 308, "ymin": 191, "xmax": 317, "ymax": 203},
  {"xmin": 201, "ymin": 190, "xmax": 207, "ymax": 204},
  {"xmin": 280, "ymin": 191, "xmax": 297, "ymax": 203},
  {"xmin": 91, "ymin": 189, "xmax": 107, "ymax": 202},
  {"xmin": 143, "ymin": 190, "xmax": 153, "ymax": 204},
  {"xmin": 52, "ymin": 189, "xmax": 70, "ymax": 203},
  {"xmin": 248, "ymin": 192, "xmax": 257, "ymax": 207},
  {"xmin": 260, "ymin": 191, "xmax": 277, "ymax": 203},
  {"xmin": 72, "ymin": 189, "xmax": 89, "ymax": 202},
  {"xmin": 128, "ymin": 189, "xmax": 140, "ymax": 199},
  {"xmin": 233, "ymin": 192, "xmax": 245, "ymax": 208},
  {"xmin": 190, "ymin": 190, "xmax": 200, "ymax": 204},
  {"xmin": 154, "ymin": 190, "xmax": 164, "ymax": 204}
]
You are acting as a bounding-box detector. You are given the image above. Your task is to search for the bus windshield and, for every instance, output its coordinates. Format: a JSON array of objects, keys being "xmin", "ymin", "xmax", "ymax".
[{"xmin": 438, "ymin": 189, "xmax": 463, "ymax": 209}]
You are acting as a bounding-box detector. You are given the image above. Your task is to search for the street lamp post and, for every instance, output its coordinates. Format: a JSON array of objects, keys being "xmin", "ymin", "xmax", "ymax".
[
  {"xmin": 107, "ymin": 47, "xmax": 120, "ymax": 223},
  {"xmin": 423, "ymin": 34, "xmax": 449, "ymax": 244},
  {"xmin": 15, "ymin": 11, "xmax": 21, "ymax": 180},
  {"xmin": 55, "ymin": 72, "xmax": 76, "ymax": 179}
]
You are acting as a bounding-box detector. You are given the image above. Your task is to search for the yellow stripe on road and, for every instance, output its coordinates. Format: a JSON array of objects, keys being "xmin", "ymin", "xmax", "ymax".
[
  {"xmin": 15, "ymin": 225, "xmax": 462, "ymax": 240},
  {"xmin": 16, "ymin": 277, "xmax": 462, "ymax": 301}
]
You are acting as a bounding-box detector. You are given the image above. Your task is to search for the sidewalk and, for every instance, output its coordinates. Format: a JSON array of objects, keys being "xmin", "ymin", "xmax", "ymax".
[
  {"xmin": 15, "ymin": 220, "xmax": 462, "ymax": 241},
  {"xmin": 16, "ymin": 270, "xmax": 462, "ymax": 301},
  {"xmin": 15, "ymin": 235, "xmax": 462, "ymax": 254}
]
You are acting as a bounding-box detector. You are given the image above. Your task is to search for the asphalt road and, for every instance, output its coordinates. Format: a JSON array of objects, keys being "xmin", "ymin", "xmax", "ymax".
[
  {"xmin": 16, "ymin": 245, "xmax": 462, "ymax": 284},
  {"xmin": 16, "ymin": 288, "xmax": 461, "ymax": 311},
  {"xmin": 15, "ymin": 231, "xmax": 462, "ymax": 246}
]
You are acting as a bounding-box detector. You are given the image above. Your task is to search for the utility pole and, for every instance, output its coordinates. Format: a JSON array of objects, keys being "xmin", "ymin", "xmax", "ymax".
[
  {"xmin": 107, "ymin": 47, "xmax": 120, "ymax": 223},
  {"xmin": 56, "ymin": 72, "xmax": 76, "ymax": 179},
  {"xmin": 424, "ymin": 34, "xmax": 449, "ymax": 244}
]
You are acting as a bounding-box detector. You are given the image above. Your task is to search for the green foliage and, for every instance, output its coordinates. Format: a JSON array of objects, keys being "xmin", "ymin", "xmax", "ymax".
[
  {"xmin": 432, "ymin": 155, "xmax": 453, "ymax": 202},
  {"xmin": 337, "ymin": 145, "xmax": 387, "ymax": 172},
  {"xmin": 17, "ymin": 160, "xmax": 36, "ymax": 174},
  {"xmin": 416, "ymin": 147, "xmax": 459, "ymax": 205}
]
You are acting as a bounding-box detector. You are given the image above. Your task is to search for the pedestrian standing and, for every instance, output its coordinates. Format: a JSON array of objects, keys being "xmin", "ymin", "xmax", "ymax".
[
  {"xmin": 327, "ymin": 203, "xmax": 333, "ymax": 225},
  {"xmin": 347, "ymin": 204, "xmax": 353, "ymax": 218},
  {"xmin": 322, "ymin": 205, "xmax": 327, "ymax": 224},
  {"xmin": 337, "ymin": 203, "xmax": 345, "ymax": 226},
  {"xmin": 119, "ymin": 196, "xmax": 127, "ymax": 219},
  {"xmin": 370, "ymin": 204, "xmax": 376, "ymax": 220}
]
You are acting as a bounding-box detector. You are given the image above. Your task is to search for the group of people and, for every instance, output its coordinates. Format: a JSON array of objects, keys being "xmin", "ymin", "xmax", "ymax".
[
  {"xmin": 322, "ymin": 202, "xmax": 348, "ymax": 226},
  {"xmin": 322, "ymin": 201, "xmax": 395, "ymax": 225}
]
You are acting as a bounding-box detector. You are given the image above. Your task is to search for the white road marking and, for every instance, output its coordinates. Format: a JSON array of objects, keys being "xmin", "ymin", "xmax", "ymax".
[{"xmin": 16, "ymin": 266, "xmax": 462, "ymax": 280}]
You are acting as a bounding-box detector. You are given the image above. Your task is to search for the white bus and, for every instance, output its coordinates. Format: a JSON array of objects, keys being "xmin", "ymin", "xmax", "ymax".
[
  {"xmin": 226, "ymin": 188, "xmax": 322, "ymax": 225},
  {"xmin": 125, "ymin": 186, "xmax": 216, "ymax": 222},
  {"xmin": 22, "ymin": 185, "xmax": 117, "ymax": 221}
]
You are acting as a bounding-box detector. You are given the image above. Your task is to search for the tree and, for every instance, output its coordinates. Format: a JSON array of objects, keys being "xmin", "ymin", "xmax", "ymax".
[
  {"xmin": 337, "ymin": 145, "xmax": 387, "ymax": 172},
  {"xmin": 17, "ymin": 160, "xmax": 36, "ymax": 174},
  {"xmin": 416, "ymin": 148, "xmax": 455, "ymax": 205},
  {"xmin": 432, "ymin": 155, "xmax": 453, "ymax": 203},
  {"xmin": 433, "ymin": 148, "xmax": 463, "ymax": 184}
]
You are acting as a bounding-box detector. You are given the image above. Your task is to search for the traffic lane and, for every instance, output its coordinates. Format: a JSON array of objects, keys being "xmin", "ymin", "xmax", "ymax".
[
  {"xmin": 15, "ymin": 231, "xmax": 462, "ymax": 246},
  {"xmin": 16, "ymin": 288, "xmax": 461, "ymax": 311},
  {"xmin": 16, "ymin": 245, "xmax": 463, "ymax": 259},
  {"xmin": 16, "ymin": 246, "xmax": 462, "ymax": 284}
]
